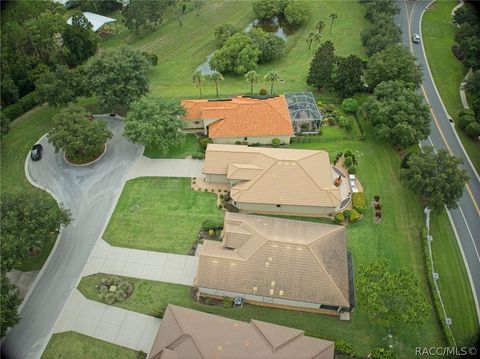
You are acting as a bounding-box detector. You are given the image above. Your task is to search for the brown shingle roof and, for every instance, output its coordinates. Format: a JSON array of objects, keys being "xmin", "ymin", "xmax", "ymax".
[
  {"xmin": 203, "ymin": 144, "xmax": 341, "ymax": 208},
  {"xmin": 196, "ymin": 213, "xmax": 351, "ymax": 308},
  {"xmin": 148, "ymin": 304, "xmax": 335, "ymax": 359},
  {"xmin": 181, "ymin": 96, "xmax": 293, "ymax": 138}
]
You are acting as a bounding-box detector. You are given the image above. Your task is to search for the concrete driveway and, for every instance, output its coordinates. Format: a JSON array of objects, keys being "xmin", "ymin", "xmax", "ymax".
[
  {"xmin": 126, "ymin": 157, "xmax": 204, "ymax": 180},
  {"xmin": 1, "ymin": 116, "xmax": 143, "ymax": 359}
]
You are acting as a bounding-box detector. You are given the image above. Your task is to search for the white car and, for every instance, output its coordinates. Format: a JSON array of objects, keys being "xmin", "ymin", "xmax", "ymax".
[{"xmin": 412, "ymin": 34, "xmax": 420, "ymax": 43}]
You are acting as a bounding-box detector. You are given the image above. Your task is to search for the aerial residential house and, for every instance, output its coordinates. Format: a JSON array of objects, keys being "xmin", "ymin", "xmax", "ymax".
[
  {"xmin": 148, "ymin": 304, "xmax": 335, "ymax": 359},
  {"xmin": 195, "ymin": 213, "xmax": 355, "ymax": 316},
  {"xmin": 203, "ymin": 144, "xmax": 351, "ymax": 216},
  {"xmin": 181, "ymin": 96, "xmax": 294, "ymax": 144}
]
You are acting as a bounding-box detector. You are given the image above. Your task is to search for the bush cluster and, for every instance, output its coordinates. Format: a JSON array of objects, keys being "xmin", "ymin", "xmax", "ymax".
[
  {"xmin": 201, "ymin": 218, "xmax": 224, "ymax": 231},
  {"xmin": 457, "ymin": 109, "xmax": 480, "ymax": 138},
  {"xmin": 1, "ymin": 91, "xmax": 42, "ymax": 134},
  {"xmin": 335, "ymin": 339, "xmax": 354, "ymax": 355},
  {"xmin": 334, "ymin": 212, "xmax": 345, "ymax": 223},
  {"xmin": 352, "ymin": 192, "xmax": 366, "ymax": 213},
  {"xmin": 97, "ymin": 275, "xmax": 134, "ymax": 305}
]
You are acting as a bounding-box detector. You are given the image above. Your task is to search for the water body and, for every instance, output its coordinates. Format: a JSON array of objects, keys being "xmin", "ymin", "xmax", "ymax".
[{"xmin": 197, "ymin": 16, "xmax": 295, "ymax": 75}]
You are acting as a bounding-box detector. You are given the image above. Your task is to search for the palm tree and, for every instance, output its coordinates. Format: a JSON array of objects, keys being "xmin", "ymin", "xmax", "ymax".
[
  {"xmin": 315, "ymin": 20, "xmax": 325, "ymax": 34},
  {"xmin": 329, "ymin": 13, "xmax": 337, "ymax": 34},
  {"xmin": 264, "ymin": 71, "xmax": 280, "ymax": 95},
  {"xmin": 244, "ymin": 70, "xmax": 259, "ymax": 94},
  {"xmin": 306, "ymin": 31, "xmax": 315, "ymax": 50},
  {"xmin": 209, "ymin": 72, "xmax": 224, "ymax": 97},
  {"xmin": 314, "ymin": 33, "xmax": 322, "ymax": 46},
  {"xmin": 192, "ymin": 70, "xmax": 205, "ymax": 98}
]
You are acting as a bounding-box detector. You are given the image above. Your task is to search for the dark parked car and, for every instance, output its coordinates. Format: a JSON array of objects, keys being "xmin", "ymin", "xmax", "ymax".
[{"xmin": 31, "ymin": 144, "xmax": 43, "ymax": 161}]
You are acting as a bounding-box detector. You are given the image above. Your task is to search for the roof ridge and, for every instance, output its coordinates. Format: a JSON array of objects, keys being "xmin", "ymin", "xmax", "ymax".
[
  {"xmin": 306, "ymin": 242, "xmax": 349, "ymax": 306},
  {"xmin": 250, "ymin": 319, "xmax": 305, "ymax": 353},
  {"xmin": 250, "ymin": 320, "xmax": 276, "ymax": 352},
  {"xmin": 166, "ymin": 306, "xmax": 206, "ymax": 359},
  {"xmin": 265, "ymin": 97, "xmax": 291, "ymax": 123}
]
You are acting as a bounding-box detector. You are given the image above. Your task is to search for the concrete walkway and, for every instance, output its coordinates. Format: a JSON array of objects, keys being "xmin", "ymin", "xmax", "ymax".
[
  {"xmin": 126, "ymin": 157, "xmax": 204, "ymax": 180},
  {"xmin": 6, "ymin": 270, "xmax": 39, "ymax": 299},
  {"xmin": 53, "ymin": 289, "xmax": 160, "ymax": 353},
  {"xmin": 82, "ymin": 239, "xmax": 198, "ymax": 286},
  {"xmin": 459, "ymin": 69, "xmax": 473, "ymax": 110}
]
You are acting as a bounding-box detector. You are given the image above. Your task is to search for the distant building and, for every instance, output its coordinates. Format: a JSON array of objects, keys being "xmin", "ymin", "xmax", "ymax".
[
  {"xmin": 203, "ymin": 144, "xmax": 351, "ymax": 216},
  {"xmin": 148, "ymin": 304, "xmax": 335, "ymax": 359},
  {"xmin": 67, "ymin": 12, "xmax": 117, "ymax": 32},
  {"xmin": 195, "ymin": 212, "xmax": 355, "ymax": 316}
]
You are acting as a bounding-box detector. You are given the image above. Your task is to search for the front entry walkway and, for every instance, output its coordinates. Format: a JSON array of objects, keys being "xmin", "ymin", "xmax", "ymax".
[
  {"xmin": 53, "ymin": 289, "xmax": 160, "ymax": 353},
  {"xmin": 126, "ymin": 157, "xmax": 204, "ymax": 180},
  {"xmin": 83, "ymin": 239, "xmax": 199, "ymax": 286}
]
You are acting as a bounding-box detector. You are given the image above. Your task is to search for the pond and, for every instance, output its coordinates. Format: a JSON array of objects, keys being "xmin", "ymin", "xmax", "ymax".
[{"xmin": 197, "ymin": 16, "xmax": 296, "ymax": 75}]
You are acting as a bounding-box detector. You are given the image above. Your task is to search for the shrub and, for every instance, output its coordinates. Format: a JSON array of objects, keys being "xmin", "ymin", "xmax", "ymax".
[
  {"xmin": 374, "ymin": 195, "xmax": 380, "ymax": 202},
  {"xmin": 103, "ymin": 292, "xmax": 116, "ymax": 305},
  {"xmin": 344, "ymin": 150, "xmax": 352, "ymax": 158},
  {"xmin": 192, "ymin": 152, "xmax": 205, "ymax": 159},
  {"xmin": 259, "ymin": 88, "xmax": 268, "ymax": 95},
  {"xmin": 1, "ymin": 102, "xmax": 24, "ymax": 120},
  {"xmin": 220, "ymin": 194, "xmax": 224, "ymax": 199},
  {"xmin": 344, "ymin": 157, "xmax": 353, "ymax": 168},
  {"xmin": 202, "ymin": 218, "xmax": 224, "ymax": 231},
  {"xmin": 198, "ymin": 137, "xmax": 213, "ymax": 151},
  {"xmin": 223, "ymin": 296, "xmax": 232, "ymax": 308},
  {"xmin": 335, "ymin": 339, "xmax": 354, "ymax": 355},
  {"xmin": 371, "ymin": 347, "xmax": 397, "ymax": 359},
  {"xmin": 205, "ymin": 297, "xmax": 214, "ymax": 305},
  {"xmin": 341, "ymin": 98, "xmax": 359, "ymax": 113},
  {"xmin": 348, "ymin": 165, "xmax": 357, "ymax": 174},
  {"xmin": 349, "ymin": 208, "xmax": 361, "ymax": 222},
  {"xmin": 271, "ymin": 138, "xmax": 281, "ymax": 147},
  {"xmin": 458, "ymin": 115, "xmax": 475, "ymax": 129},
  {"xmin": 334, "ymin": 212, "xmax": 345, "ymax": 223},
  {"xmin": 465, "ymin": 121, "xmax": 480, "ymax": 137},
  {"xmin": 118, "ymin": 281, "xmax": 133, "ymax": 296},
  {"xmin": 451, "ymin": 43, "xmax": 464, "ymax": 60},
  {"xmin": 352, "ymin": 192, "xmax": 366, "ymax": 211},
  {"xmin": 336, "ymin": 152, "xmax": 343, "ymax": 158},
  {"xmin": 324, "ymin": 104, "xmax": 336, "ymax": 113},
  {"xmin": 458, "ymin": 108, "xmax": 475, "ymax": 117},
  {"xmin": 343, "ymin": 209, "xmax": 352, "ymax": 220},
  {"xmin": 0, "ymin": 113, "xmax": 11, "ymax": 136}
]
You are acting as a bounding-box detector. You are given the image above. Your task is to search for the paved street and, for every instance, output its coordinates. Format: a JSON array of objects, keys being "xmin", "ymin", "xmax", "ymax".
[
  {"xmin": 52, "ymin": 289, "xmax": 160, "ymax": 353},
  {"xmin": 396, "ymin": 0, "xmax": 480, "ymax": 319},
  {"xmin": 1, "ymin": 116, "xmax": 143, "ymax": 359}
]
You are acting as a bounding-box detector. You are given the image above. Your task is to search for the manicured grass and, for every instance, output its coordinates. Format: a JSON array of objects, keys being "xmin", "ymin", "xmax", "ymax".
[
  {"xmin": 41, "ymin": 331, "xmax": 143, "ymax": 359},
  {"xmin": 422, "ymin": 0, "xmax": 480, "ymax": 173},
  {"xmin": 99, "ymin": 1, "xmax": 367, "ymax": 99},
  {"xmin": 0, "ymin": 106, "xmax": 61, "ymax": 271},
  {"xmin": 144, "ymin": 133, "xmax": 201, "ymax": 159},
  {"xmin": 103, "ymin": 177, "xmax": 223, "ymax": 253},
  {"xmin": 429, "ymin": 210, "xmax": 479, "ymax": 345}
]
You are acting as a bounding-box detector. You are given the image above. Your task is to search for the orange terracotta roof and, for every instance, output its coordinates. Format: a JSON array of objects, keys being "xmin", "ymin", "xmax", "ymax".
[{"xmin": 181, "ymin": 96, "xmax": 293, "ymax": 138}]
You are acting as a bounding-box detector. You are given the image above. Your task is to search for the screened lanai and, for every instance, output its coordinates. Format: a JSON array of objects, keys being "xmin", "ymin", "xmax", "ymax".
[{"xmin": 285, "ymin": 92, "xmax": 323, "ymax": 134}]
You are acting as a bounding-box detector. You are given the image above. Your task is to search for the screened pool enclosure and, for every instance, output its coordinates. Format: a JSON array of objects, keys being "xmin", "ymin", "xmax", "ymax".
[{"xmin": 285, "ymin": 92, "xmax": 323, "ymax": 134}]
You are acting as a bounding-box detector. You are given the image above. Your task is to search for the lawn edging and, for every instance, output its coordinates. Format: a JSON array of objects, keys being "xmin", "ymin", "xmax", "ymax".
[
  {"xmin": 19, "ymin": 132, "xmax": 64, "ymax": 313},
  {"xmin": 420, "ymin": 0, "xmax": 480, "ymax": 182}
]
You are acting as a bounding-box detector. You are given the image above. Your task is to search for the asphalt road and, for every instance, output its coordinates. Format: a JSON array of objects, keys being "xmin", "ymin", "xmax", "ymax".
[
  {"xmin": 396, "ymin": 0, "xmax": 480, "ymax": 322},
  {"xmin": 1, "ymin": 116, "xmax": 142, "ymax": 359}
]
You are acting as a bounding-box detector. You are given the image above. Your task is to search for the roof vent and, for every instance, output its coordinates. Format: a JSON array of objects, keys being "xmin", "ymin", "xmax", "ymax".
[
  {"xmin": 253, "ymin": 286, "xmax": 257, "ymax": 292},
  {"xmin": 244, "ymin": 340, "xmax": 250, "ymax": 347},
  {"xmin": 268, "ymin": 257, "xmax": 273, "ymax": 262},
  {"xmin": 217, "ymin": 345, "xmax": 223, "ymax": 351},
  {"xmin": 269, "ymin": 289, "xmax": 274, "ymax": 295},
  {"xmin": 265, "ymin": 262, "xmax": 270, "ymax": 267},
  {"xmin": 279, "ymin": 290, "xmax": 284, "ymax": 296},
  {"xmin": 271, "ymin": 281, "xmax": 275, "ymax": 287}
]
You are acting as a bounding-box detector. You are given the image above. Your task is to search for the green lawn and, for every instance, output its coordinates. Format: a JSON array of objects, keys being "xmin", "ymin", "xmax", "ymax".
[
  {"xmin": 0, "ymin": 106, "xmax": 61, "ymax": 271},
  {"xmin": 103, "ymin": 177, "xmax": 223, "ymax": 253},
  {"xmin": 429, "ymin": 210, "xmax": 479, "ymax": 345},
  {"xmin": 99, "ymin": 1, "xmax": 367, "ymax": 99},
  {"xmin": 422, "ymin": 0, "xmax": 480, "ymax": 173},
  {"xmin": 41, "ymin": 331, "xmax": 144, "ymax": 359},
  {"xmin": 144, "ymin": 133, "xmax": 201, "ymax": 158}
]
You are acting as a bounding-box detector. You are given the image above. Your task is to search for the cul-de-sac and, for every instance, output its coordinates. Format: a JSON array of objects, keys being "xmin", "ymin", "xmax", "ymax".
[{"xmin": 1, "ymin": 0, "xmax": 479, "ymax": 358}]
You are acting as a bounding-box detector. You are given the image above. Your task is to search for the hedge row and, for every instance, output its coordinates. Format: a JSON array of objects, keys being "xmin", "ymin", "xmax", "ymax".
[
  {"xmin": 420, "ymin": 227, "xmax": 455, "ymax": 346},
  {"xmin": 1, "ymin": 91, "xmax": 42, "ymax": 121}
]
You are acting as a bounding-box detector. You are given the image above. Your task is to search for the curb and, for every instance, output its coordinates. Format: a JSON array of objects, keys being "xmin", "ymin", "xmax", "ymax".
[
  {"xmin": 19, "ymin": 133, "xmax": 66, "ymax": 313},
  {"xmin": 419, "ymin": 0, "xmax": 480, "ymax": 183}
]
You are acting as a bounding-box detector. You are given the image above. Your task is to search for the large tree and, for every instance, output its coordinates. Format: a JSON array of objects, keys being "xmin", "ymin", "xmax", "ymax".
[
  {"xmin": 248, "ymin": 28, "xmax": 285, "ymax": 63},
  {"xmin": 1, "ymin": 274, "xmax": 22, "ymax": 337},
  {"xmin": 453, "ymin": 6, "xmax": 480, "ymax": 71},
  {"xmin": 361, "ymin": 14, "xmax": 401, "ymax": 56},
  {"xmin": 86, "ymin": 47, "xmax": 150, "ymax": 111},
  {"xmin": 363, "ymin": 80, "xmax": 430, "ymax": 148},
  {"xmin": 0, "ymin": 191, "xmax": 71, "ymax": 273},
  {"xmin": 365, "ymin": 45, "xmax": 423, "ymax": 89},
  {"xmin": 214, "ymin": 23, "xmax": 241, "ymax": 48},
  {"xmin": 35, "ymin": 65, "xmax": 85, "ymax": 107},
  {"xmin": 334, "ymin": 55, "xmax": 364, "ymax": 98},
  {"xmin": 122, "ymin": 0, "xmax": 167, "ymax": 35},
  {"xmin": 123, "ymin": 97, "xmax": 185, "ymax": 154},
  {"xmin": 48, "ymin": 105, "xmax": 112, "ymax": 162},
  {"xmin": 306, "ymin": 40, "xmax": 335, "ymax": 90},
  {"xmin": 401, "ymin": 148, "xmax": 469, "ymax": 210},
  {"xmin": 284, "ymin": 1, "xmax": 308, "ymax": 25},
  {"xmin": 364, "ymin": 0, "xmax": 399, "ymax": 22},
  {"xmin": 356, "ymin": 259, "xmax": 430, "ymax": 332},
  {"xmin": 252, "ymin": 0, "xmax": 281, "ymax": 20},
  {"xmin": 209, "ymin": 33, "xmax": 260, "ymax": 75},
  {"xmin": 62, "ymin": 12, "xmax": 98, "ymax": 66}
]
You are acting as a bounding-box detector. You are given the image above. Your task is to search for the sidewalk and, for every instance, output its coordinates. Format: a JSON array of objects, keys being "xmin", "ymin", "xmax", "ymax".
[
  {"xmin": 82, "ymin": 239, "xmax": 198, "ymax": 286},
  {"xmin": 126, "ymin": 157, "xmax": 204, "ymax": 180},
  {"xmin": 53, "ymin": 289, "xmax": 160, "ymax": 353}
]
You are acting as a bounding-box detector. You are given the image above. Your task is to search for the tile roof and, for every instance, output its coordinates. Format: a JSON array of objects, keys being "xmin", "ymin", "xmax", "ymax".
[
  {"xmin": 181, "ymin": 96, "xmax": 293, "ymax": 138},
  {"xmin": 196, "ymin": 212, "xmax": 351, "ymax": 308},
  {"xmin": 203, "ymin": 144, "xmax": 342, "ymax": 208},
  {"xmin": 148, "ymin": 304, "xmax": 335, "ymax": 359}
]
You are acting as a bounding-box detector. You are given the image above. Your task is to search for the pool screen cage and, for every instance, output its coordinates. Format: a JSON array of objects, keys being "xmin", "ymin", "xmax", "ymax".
[{"xmin": 285, "ymin": 92, "xmax": 323, "ymax": 134}]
